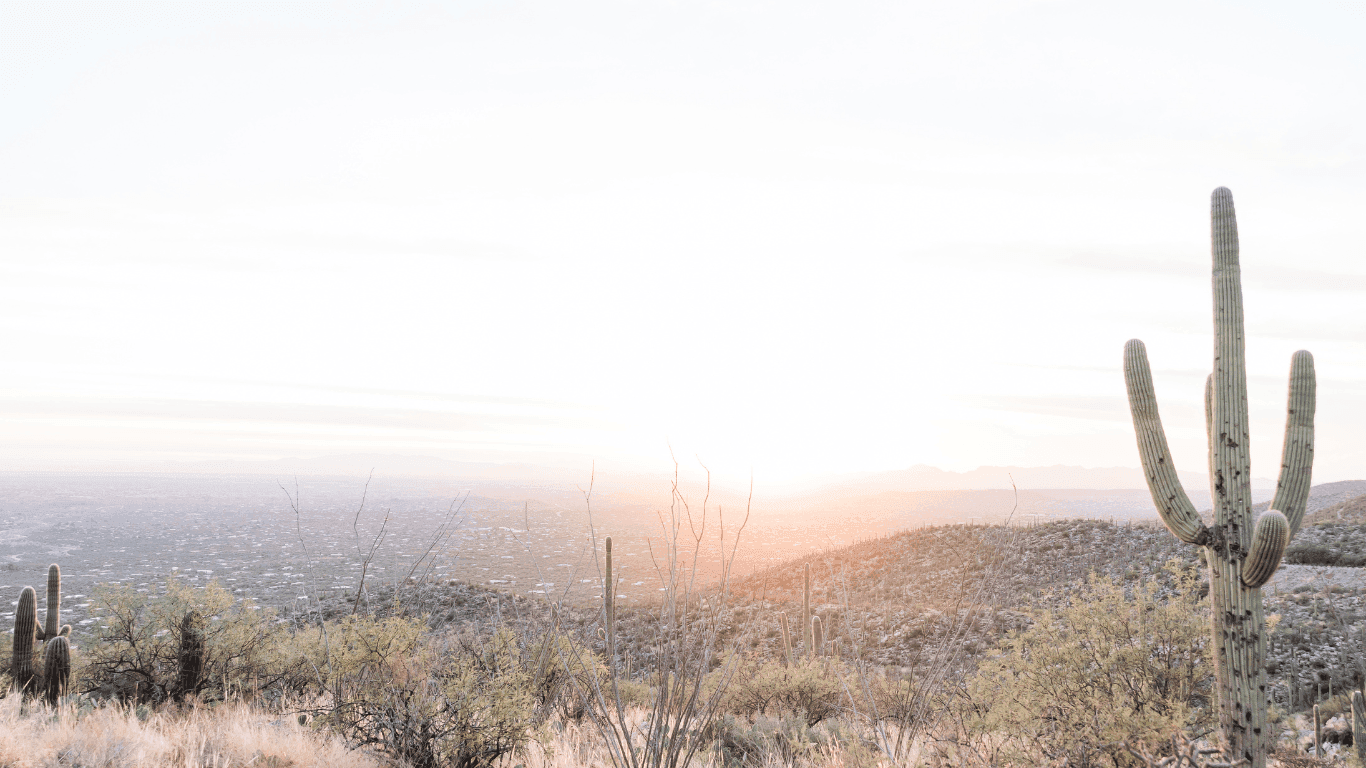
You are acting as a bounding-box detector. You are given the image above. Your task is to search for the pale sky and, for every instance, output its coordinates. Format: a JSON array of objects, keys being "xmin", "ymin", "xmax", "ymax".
[{"xmin": 2, "ymin": 1, "xmax": 1365, "ymax": 490}]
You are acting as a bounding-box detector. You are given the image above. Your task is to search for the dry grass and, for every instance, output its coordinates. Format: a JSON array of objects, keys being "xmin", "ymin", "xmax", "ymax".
[
  {"xmin": 516, "ymin": 714, "xmax": 879, "ymax": 768},
  {"xmin": 0, "ymin": 696, "xmax": 382, "ymax": 768}
]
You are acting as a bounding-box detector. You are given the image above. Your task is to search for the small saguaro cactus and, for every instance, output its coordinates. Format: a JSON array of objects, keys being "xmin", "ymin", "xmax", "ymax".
[
  {"xmin": 811, "ymin": 616, "xmax": 824, "ymax": 659},
  {"xmin": 803, "ymin": 563, "xmax": 812, "ymax": 660},
  {"xmin": 12, "ymin": 586, "xmax": 38, "ymax": 696},
  {"xmin": 1352, "ymin": 690, "xmax": 1365, "ymax": 761},
  {"xmin": 1314, "ymin": 704, "xmax": 1322, "ymax": 758},
  {"xmin": 176, "ymin": 611, "xmax": 206, "ymax": 701},
  {"xmin": 1124, "ymin": 188, "xmax": 1315, "ymax": 768},
  {"xmin": 779, "ymin": 612, "xmax": 793, "ymax": 667},
  {"xmin": 604, "ymin": 536, "xmax": 616, "ymax": 672},
  {"xmin": 42, "ymin": 635, "xmax": 70, "ymax": 706}
]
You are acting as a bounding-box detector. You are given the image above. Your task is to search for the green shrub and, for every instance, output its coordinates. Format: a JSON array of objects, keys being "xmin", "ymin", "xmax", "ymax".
[
  {"xmin": 81, "ymin": 578, "xmax": 289, "ymax": 704},
  {"xmin": 722, "ymin": 657, "xmax": 848, "ymax": 726},
  {"xmin": 320, "ymin": 625, "xmax": 542, "ymax": 768},
  {"xmin": 1286, "ymin": 543, "xmax": 1339, "ymax": 566},
  {"xmin": 957, "ymin": 565, "xmax": 1212, "ymax": 767},
  {"xmin": 708, "ymin": 712, "xmax": 880, "ymax": 768}
]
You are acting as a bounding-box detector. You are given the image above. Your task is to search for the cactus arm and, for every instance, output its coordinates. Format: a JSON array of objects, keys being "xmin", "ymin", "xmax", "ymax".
[
  {"xmin": 1242, "ymin": 511, "xmax": 1289, "ymax": 588},
  {"xmin": 1124, "ymin": 339, "xmax": 1209, "ymax": 545},
  {"xmin": 1271, "ymin": 351, "xmax": 1316, "ymax": 537},
  {"xmin": 44, "ymin": 564, "xmax": 61, "ymax": 640}
]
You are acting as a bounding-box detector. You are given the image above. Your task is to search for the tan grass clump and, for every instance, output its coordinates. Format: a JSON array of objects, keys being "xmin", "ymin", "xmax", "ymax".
[{"xmin": 0, "ymin": 696, "xmax": 381, "ymax": 768}]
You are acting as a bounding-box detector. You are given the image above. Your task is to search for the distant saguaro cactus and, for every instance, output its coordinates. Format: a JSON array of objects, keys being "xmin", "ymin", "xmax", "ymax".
[
  {"xmin": 12, "ymin": 586, "xmax": 38, "ymax": 696},
  {"xmin": 1353, "ymin": 690, "xmax": 1365, "ymax": 761},
  {"xmin": 1314, "ymin": 704, "xmax": 1322, "ymax": 758},
  {"xmin": 604, "ymin": 536, "xmax": 616, "ymax": 672},
  {"xmin": 779, "ymin": 612, "xmax": 793, "ymax": 667},
  {"xmin": 802, "ymin": 563, "xmax": 811, "ymax": 660},
  {"xmin": 42, "ymin": 635, "xmax": 70, "ymax": 706},
  {"xmin": 1124, "ymin": 188, "xmax": 1315, "ymax": 768}
]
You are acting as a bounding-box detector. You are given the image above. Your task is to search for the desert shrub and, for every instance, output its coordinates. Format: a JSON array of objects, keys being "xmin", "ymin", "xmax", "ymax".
[
  {"xmin": 722, "ymin": 657, "xmax": 848, "ymax": 726},
  {"xmin": 1286, "ymin": 543, "xmax": 1340, "ymax": 566},
  {"xmin": 708, "ymin": 712, "xmax": 881, "ymax": 768},
  {"xmin": 955, "ymin": 564, "xmax": 1213, "ymax": 767},
  {"xmin": 81, "ymin": 578, "xmax": 290, "ymax": 704},
  {"xmin": 321, "ymin": 625, "xmax": 543, "ymax": 768}
]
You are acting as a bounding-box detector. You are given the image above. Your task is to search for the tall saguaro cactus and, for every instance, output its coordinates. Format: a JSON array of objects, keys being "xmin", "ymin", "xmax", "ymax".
[{"xmin": 1124, "ymin": 187, "xmax": 1315, "ymax": 768}]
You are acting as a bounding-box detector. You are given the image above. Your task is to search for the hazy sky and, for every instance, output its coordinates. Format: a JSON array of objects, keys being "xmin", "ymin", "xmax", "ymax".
[{"xmin": 3, "ymin": 1, "xmax": 1366, "ymax": 489}]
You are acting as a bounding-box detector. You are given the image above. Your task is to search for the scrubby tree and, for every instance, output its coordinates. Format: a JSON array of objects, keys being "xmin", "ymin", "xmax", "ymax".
[{"xmin": 956, "ymin": 566, "xmax": 1212, "ymax": 767}]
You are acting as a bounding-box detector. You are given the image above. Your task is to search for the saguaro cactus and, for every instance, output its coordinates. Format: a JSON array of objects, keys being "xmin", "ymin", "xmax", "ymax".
[
  {"xmin": 802, "ymin": 563, "xmax": 811, "ymax": 660},
  {"xmin": 12, "ymin": 586, "xmax": 38, "ymax": 696},
  {"xmin": 779, "ymin": 612, "xmax": 793, "ymax": 667},
  {"xmin": 42, "ymin": 635, "xmax": 70, "ymax": 706},
  {"xmin": 604, "ymin": 536, "xmax": 616, "ymax": 671},
  {"xmin": 176, "ymin": 611, "xmax": 206, "ymax": 701},
  {"xmin": 1124, "ymin": 187, "xmax": 1315, "ymax": 768},
  {"xmin": 1314, "ymin": 704, "xmax": 1322, "ymax": 758},
  {"xmin": 1352, "ymin": 690, "xmax": 1365, "ymax": 761},
  {"xmin": 811, "ymin": 616, "xmax": 824, "ymax": 658}
]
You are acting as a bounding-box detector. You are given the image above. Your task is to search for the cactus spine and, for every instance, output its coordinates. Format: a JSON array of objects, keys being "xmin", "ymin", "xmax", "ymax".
[
  {"xmin": 1124, "ymin": 188, "xmax": 1315, "ymax": 768},
  {"xmin": 803, "ymin": 563, "xmax": 811, "ymax": 661},
  {"xmin": 42, "ymin": 635, "xmax": 70, "ymax": 706},
  {"xmin": 12, "ymin": 586, "xmax": 37, "ymax": 696}
]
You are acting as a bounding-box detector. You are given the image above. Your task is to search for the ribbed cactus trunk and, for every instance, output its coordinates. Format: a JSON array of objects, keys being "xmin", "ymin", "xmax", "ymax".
[
  {"xmin": 43, "ymin": 564, "xmax": 61, "ymax": 640},
  {"xmin": 1124, "ymin": 188, "xmax": 1315, "ymax": 768},
  {"xmin": 42, "ymin": 635, "xmax": 70, "ymax": 706},
  {"xmin": 12, "ymin": 586, "xmax": 38, "ymax": 697}
]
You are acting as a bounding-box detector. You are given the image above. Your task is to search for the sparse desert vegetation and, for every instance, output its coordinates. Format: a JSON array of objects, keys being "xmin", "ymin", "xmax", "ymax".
[{"xmin": 8, "ymin": 491, "xmax": 1366, "ymax": 767}]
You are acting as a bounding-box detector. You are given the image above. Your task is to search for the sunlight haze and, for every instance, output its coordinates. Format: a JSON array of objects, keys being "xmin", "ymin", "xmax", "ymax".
[{"xmin": 3, "ymin": 1, "xmax": 1365, "ymax": 491}]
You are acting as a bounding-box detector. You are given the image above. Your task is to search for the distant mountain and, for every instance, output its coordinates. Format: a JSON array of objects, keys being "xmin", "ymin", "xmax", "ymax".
[
  {"xmin": 95, "ymin": 453, "xmax": 591, "ymax": 485},
  {"xmin": 810, "ymin": 464, "xmax": 1276, "ymax": 494}
]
